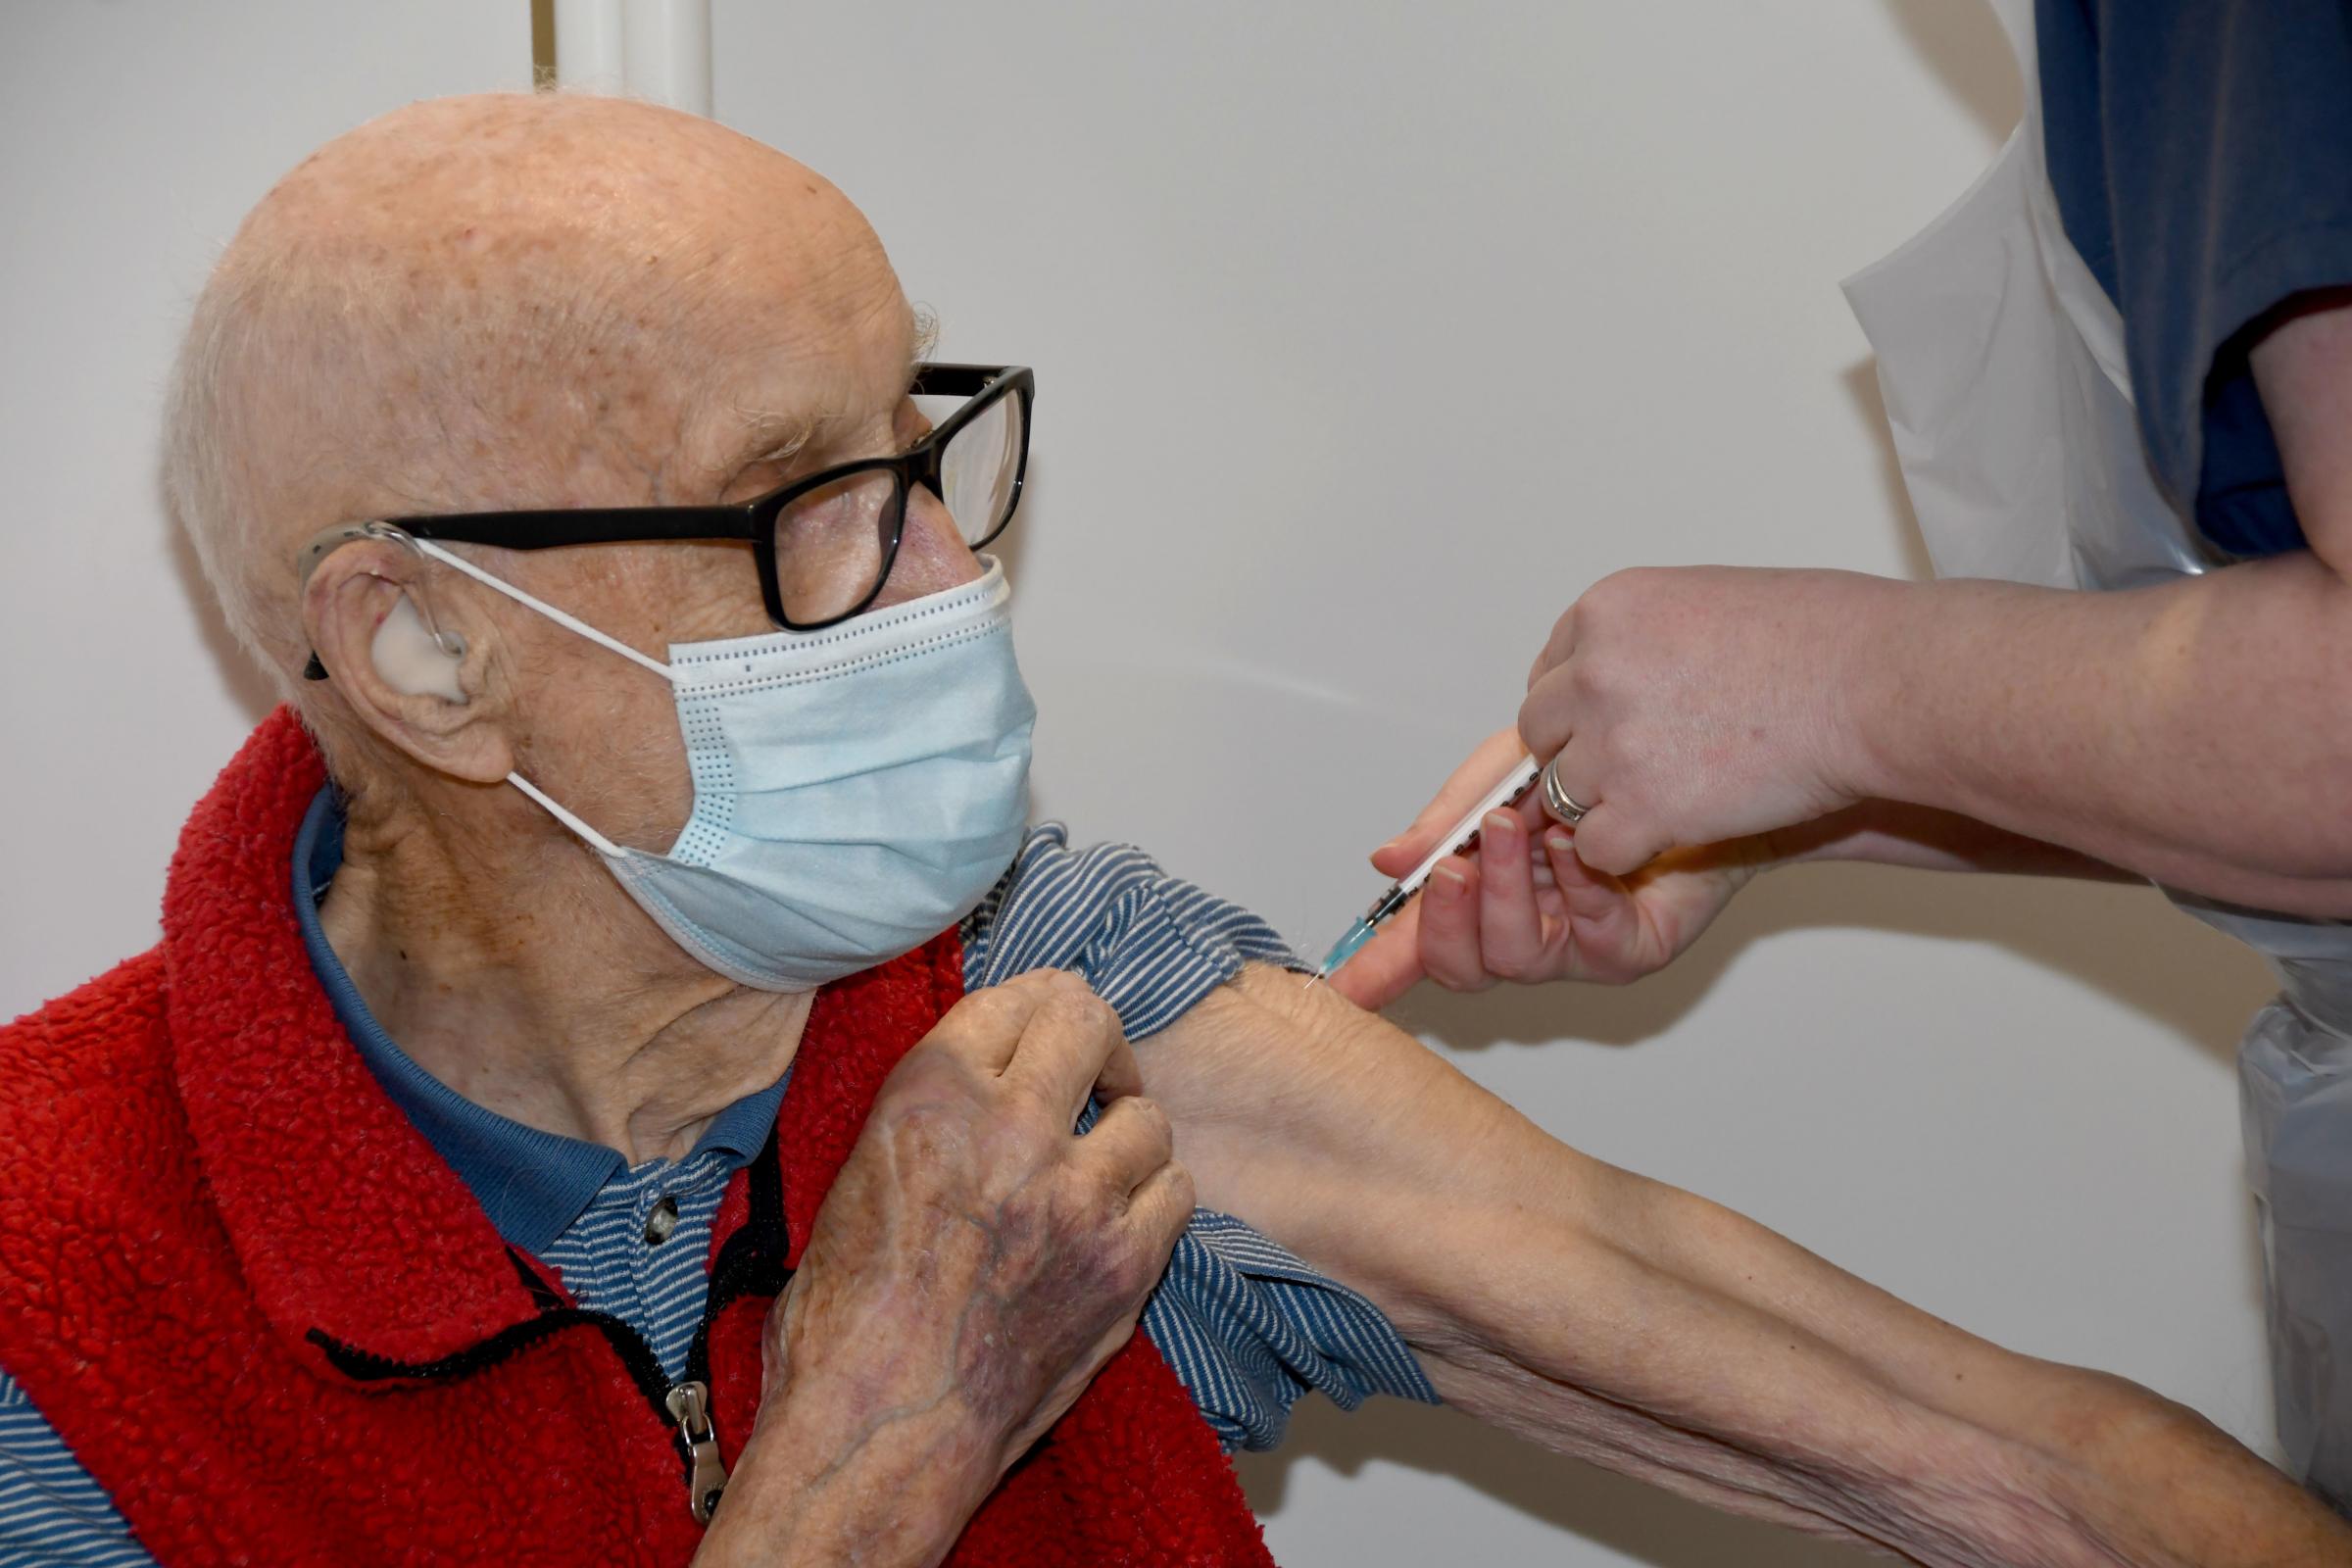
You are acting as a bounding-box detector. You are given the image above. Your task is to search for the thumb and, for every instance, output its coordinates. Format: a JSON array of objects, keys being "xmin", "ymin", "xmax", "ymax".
[{"xmin": 1324, "ymin": 907, "xmax": 1426, "ymax": 1010}]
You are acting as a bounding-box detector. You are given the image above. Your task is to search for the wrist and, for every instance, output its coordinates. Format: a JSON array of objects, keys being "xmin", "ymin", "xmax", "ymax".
[
  {"xmin": 1995, "ymin": 1368, "xmax": 2352, "ymax": 1567},
  {"xmin": 696, "ymin": 1379, "xmax": 1000, "ymax": 1568},
  {"xmin": 1813, "ymin": 572, "xmax": 1916, "ymax": 807}
]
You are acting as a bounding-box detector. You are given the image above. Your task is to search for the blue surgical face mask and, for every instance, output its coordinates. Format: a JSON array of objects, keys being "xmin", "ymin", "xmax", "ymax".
[{"xmin": 413, "ymin": 540, "xmax": 1035, "ymax": 991}]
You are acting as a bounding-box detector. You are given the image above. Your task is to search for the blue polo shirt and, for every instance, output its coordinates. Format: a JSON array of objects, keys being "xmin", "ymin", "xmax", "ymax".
[
  {"xmin": 2036, "ymin": 0, "xmax": 2352, "ymax": 558},
  {"xmin": 0, "ymin": 798, "xmax": 1435, "ymax": 1561}
]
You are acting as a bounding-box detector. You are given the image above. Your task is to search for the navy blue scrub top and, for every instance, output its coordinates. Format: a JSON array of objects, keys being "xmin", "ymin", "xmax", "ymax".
[{"xmin": 2035, "ymin": 0, "xmax": 2352, "ymax": 559}]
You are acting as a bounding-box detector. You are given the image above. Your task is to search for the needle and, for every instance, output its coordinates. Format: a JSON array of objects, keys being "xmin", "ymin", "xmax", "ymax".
[{"xmin": 1308, "ymin": 755, "xmax": 1543, "ymax": 985}]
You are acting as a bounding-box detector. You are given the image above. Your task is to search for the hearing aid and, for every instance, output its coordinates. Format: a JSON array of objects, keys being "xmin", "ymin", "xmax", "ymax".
[{"xmin": 296, "ymin": 520, "xmax": 466, "ymax": 697}]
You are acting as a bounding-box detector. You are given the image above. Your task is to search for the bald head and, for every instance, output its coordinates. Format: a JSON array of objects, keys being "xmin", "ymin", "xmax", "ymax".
[{"xmin": 169, "ymin": 92, "xmax": 917, "ymax": 684}]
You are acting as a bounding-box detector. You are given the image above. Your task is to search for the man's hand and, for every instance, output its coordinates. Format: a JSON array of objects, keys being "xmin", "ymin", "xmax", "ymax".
[
  {"xmin": 697, "ymin": 971, "xmax": 1191, "ymax": 1568},
  {"xmin": 1517, "ymin": 565, "xmax": 1893, "ymax": 876},
  {"xmin": 1332, "ymin": 726, "xmax": 1766, "ymax": 1009}
]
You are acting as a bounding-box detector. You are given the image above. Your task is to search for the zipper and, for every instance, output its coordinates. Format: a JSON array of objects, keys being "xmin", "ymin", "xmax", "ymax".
[
  {"xmin": 659, "ymin": 1223, "xmax": 791, "ymax": 1525},
  {"xmin": 312, "ymin": 1232, "xmax": 791, "ymax": 1524},
  {"xmin": 665, "ymin": 1381, "xmax": 729, "ymax": 1523},
  {"xmin": 314, "ymin": 1307, "xmax": 723, "ymax": 1519}
]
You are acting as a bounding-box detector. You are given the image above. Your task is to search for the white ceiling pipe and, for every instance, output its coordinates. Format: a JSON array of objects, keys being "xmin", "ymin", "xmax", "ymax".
[
  {"xmin": 621, "ymin": 0, "xmax": 712, "ymax": 115},
  {"xmin": 551, "ymin": 0, "xmax": 625, "ymax": 95}
]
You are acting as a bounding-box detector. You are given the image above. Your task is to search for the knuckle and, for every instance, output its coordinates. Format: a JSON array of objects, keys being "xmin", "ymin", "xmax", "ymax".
[
  {"xmin": 1113, "ymin": 1249, "xmax": 1159, "ymax": 1301},
  {"xmin": 960, "ymin": 976, "xmax": 1032, "ymax": 1012},
  {"xmin": 1035, "ymin": 972, "xmax": 1114, "ymax": 1033},
  {"xmin": 875, "ymin": 1047, "xmax": 968, "ymax": 1109},
  {"xmin": 1063, "ymin": 1177, "xmax": 1126, "ymax": 1241},
  {"xmin": 1122, "ymin": 1094, "xmax": 1170, "ymax": 1137},
  {"xmin": 879, "ymin": 1099, "xmax": 973, "ymax": 1175},
  {"xmin": 1582, "ymin": 828, "xmax": 1643, "ymax": 877},
  {"xmin": 1036, "ymin": 968, "xmax": 1094, "ymax": 1004},
  {"xmin": 1108, "ymin": 1230, "xmax": 1163, "ymax": 1297},
  {"xmin": 996, "ymin": 970, "xmax": 1068, "ymax": 1013},
  {"xmin": 1002, "ymin": 1089, "xmax": 1066, "ymax": 1151},
  {"xmin": 1080, "ymin": 996, "xmax": 1119, "ymax": 1036},
  {"xmin": 1515, "ymin": 685, "xmax": 1553, "ymax": 735},
  {"xmin": 929, "ymin": 986, "xmax": 1020, "ymax": 1049},
  {"xmin": 1484, "ymin": 949, "xmax": 1531, "ymax": 982},
  {"xmin": 1161, "ymin": 1158, "xmax": 1197, "ymax": 1216},
  {"xmin": 1579, "ymin": 569, "xmax": 1657, "ymax": 634}
]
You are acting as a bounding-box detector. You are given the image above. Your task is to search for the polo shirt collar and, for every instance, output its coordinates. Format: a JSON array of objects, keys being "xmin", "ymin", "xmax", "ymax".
[{"xmin": 292, "ymin": 785, "xmax": 788, "ymax": 1255}]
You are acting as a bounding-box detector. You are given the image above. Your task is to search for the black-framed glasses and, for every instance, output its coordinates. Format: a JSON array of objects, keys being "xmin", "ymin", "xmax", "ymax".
[{"xmin": 299, "ymin": 363, "xmax": 1032, "ymax": 677}]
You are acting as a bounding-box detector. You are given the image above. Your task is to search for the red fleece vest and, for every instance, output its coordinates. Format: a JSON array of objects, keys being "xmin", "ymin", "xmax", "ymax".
[{"xmin": 0, "ymin": 710, "xmax": 1271, "ymax": 1567}]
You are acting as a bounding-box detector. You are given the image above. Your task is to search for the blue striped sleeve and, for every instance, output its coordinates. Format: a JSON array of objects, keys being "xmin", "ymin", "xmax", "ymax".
[
  {"xmin": 0, "ymin": 1370, "xmax": 152, "ymax": 1567},
  {"xmin": 1141, "ymin": 1211, "xmax": 1439, "ymax": 1451},
  {"xmin": 968, "ymin": 824, "xmax": 1440, "ymax": 1449},
  {"xmin": 962, "ymin": 823, "xmax": 1303, "ymax": 1039}
]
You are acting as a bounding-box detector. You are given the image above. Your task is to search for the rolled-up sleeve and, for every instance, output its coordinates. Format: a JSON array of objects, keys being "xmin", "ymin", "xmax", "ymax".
[{"xmin": 964, "ymin": 825, "xmax": 1440, "ymax": 1449}]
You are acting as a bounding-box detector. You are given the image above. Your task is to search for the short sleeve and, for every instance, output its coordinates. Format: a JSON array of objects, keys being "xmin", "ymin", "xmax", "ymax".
[{"xmin": 2036, "ymin": 0, "xmax": 2352, "ymax": 557}]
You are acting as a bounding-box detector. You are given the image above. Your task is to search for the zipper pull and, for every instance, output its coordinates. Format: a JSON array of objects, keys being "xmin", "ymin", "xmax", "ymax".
[{"xmin": 664, "ymin": 1381, "xmax": 729, "ymax": 1523}]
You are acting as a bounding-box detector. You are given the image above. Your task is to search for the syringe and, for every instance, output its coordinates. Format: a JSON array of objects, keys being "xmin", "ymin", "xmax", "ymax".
[{"xmin": 1308, "ymin": 754, "xmax": 1543, "ymax": 984}]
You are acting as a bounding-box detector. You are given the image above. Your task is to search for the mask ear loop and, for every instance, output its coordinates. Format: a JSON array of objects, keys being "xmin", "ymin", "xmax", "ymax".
[
  {"xmin": 293, "ymin": 521, "xmax": 681, "ymax": 858},
  {"xmin": 403, "ymin": 534, "xmax": 679, "ymax": 685},
  {"xmin": 394, "ymin": 533, "xmax": 685, "ymax": 858}
]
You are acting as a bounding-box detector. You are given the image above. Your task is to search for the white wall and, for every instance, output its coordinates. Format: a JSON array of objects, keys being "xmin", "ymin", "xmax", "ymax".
[{"xmin": 1, "ymin": 5, "xmax": 2280, "ymax": 1566}]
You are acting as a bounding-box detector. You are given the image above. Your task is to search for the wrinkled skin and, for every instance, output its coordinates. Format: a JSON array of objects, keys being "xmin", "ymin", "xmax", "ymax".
[
  {"xmin": 170, "ymin": 91, "xmax": 1191, "ymax": 1567},
  {"xmin": 702, "ymin": 972, "xmax": 1192, "ymax": 1565}
]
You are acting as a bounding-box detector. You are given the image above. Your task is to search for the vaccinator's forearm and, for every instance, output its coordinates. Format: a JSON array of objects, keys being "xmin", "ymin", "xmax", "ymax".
[
  {"xmin": 1766, "ymin": 798, "xmax": 2132, "ymax": 880},
  {"xmin": 1840, "ymin": 557, "xmax": 2352, "ymax": 916}
]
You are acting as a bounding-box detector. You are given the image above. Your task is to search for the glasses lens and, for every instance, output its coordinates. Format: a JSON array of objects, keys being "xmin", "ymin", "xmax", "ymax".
[
  {"xmin": 771, "ymin": 468, "xmax": 902, "ymax": 623},
  {"xmin": 939, "ymin": 388, "xmax": 1023, "ymax": 547}
]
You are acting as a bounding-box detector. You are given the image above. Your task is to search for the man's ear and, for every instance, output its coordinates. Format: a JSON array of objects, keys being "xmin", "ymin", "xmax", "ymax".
[{"xmin": 304, "ymin": 541, "xmax": 513, "ymax": 784}]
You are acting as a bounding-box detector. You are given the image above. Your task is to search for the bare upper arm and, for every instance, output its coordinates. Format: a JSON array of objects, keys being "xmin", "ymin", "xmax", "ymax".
[
  {"xmin": 1133, "ymin": 962, "xmax": 1602, "ymax": 1348},
  {"xmin": 2251, "ymin": 288, "xmax": 2352, "ymax": 570}
]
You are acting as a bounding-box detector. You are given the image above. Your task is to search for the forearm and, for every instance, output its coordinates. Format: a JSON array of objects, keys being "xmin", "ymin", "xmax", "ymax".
[
  {"xmin": 1397, "ymin": 1161, "xmax": 2344, "ymax": 1567},
  {"xmin": 1836, "ymin": 560, "xmax": 2352, "ymax": 914},
  {"xmin": 1766, "ymin": 799, "xmax": 2132, "ymax": 880}
]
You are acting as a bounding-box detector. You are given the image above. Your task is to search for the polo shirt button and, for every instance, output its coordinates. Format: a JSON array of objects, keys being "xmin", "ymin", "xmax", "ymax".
[{"xmin": 645, "ymin": 1194, "xmax": 680, "ymax": 1246}]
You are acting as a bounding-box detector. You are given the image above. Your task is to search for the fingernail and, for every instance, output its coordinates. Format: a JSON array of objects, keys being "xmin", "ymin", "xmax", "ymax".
[
  {"xmin": 1430, "ymin": 862, "xmax": 1467, "ymax": 897},
  {"xmin": 1546, "ymin": 831, "xmax": 1574, "ymax": 857},
  {"xmin": 1483, "ymin": 810, "xmax": 1517, "ymax": 841}
]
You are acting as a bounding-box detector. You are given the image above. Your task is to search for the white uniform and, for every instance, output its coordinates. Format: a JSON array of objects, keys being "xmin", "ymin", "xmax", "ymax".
[{"xmin": 1842, "ymin": 0, "xmax": 2352, "ymax": 1504}]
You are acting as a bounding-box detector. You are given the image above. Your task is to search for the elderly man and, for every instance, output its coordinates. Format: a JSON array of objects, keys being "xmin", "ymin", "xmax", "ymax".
[{"xmin": 1, "ymin": 93, "xmax": 2345, "ymax": 1567}]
